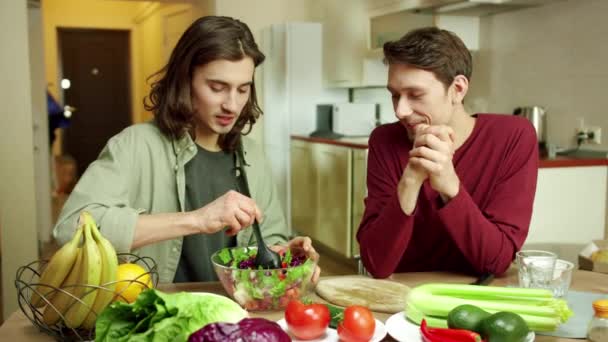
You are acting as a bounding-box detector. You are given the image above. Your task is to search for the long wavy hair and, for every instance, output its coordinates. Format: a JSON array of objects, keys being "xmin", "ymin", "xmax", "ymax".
[{"xmin": 144, "ymin": 16, "xmax": 265, "ymax": 151}]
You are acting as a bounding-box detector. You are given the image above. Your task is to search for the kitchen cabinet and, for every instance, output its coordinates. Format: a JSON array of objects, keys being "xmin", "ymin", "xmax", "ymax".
[
  {"xmin": 369, "ymin": 10, "xmax": 434, "ymax": 49},
  {"xmin": 366, "ymin": 0, "xmax": 564, "ymax": 52},
  {"xmin": 291, "ymin": 139, "xmax": 368, "ymax": 258},
  {"xmin": 526, "ymin": 166, "xmax": 607, "ymax": 245},
  {"xmin": 351, "ymin": 149, "xmax": 368, "ymax": 257},
  {"xmin": 317, "ymin": 0, "xmax": 564, "ymax": 88},
  {"xmin": 315, "ymin": 0, "xmax": 478, "ymax": 88},
  {"xmin": 314, "ymin": 0, "xmax": 370, "ymax": 87},
  {"xmin": 369, "ymin": 10, "xmax": 479, "ymax": 51},
  {"xmin": 290, "ymin": 140, "xmax": 318, "ymax": 242}
]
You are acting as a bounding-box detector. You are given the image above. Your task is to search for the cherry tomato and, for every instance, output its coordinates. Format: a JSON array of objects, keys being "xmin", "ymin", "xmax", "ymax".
[
  {"xmin": 337, "ymin": 306, "xmax": 375, "ymax": 342},
  {"xmin": 285, "ymin": 300, "xmax": 330, "ymax": 340}
]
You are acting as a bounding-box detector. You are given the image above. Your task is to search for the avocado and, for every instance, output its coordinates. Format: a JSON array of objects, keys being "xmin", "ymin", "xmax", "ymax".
[
  {"xmin": 481, "ymin": 312, "xmax": 530, "ymax": 342},
  {"xmin": 447, "ymin": 304, "xmax": 491, "ymax": 333}
]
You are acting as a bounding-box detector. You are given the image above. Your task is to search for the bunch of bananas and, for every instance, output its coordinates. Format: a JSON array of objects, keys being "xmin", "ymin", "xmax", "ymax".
[{"xmin": 30, "ymin": 212, "xmax": 119, "ymax": 330}]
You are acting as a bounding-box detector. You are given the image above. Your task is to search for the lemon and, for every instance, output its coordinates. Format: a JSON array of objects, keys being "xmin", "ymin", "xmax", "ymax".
[
  {"xmin": 114, "ymin": 263, "xmax": 153, "ymax": 303},
  {"xmin": 591, "ymin": 249, "xmax": 608, "ymax": 264}
]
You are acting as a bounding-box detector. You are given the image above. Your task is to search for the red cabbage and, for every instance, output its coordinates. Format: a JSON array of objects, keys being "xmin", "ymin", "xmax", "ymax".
[{"xmin": 188, "ymin": 318, "xmax": 290, "ymax": 342}]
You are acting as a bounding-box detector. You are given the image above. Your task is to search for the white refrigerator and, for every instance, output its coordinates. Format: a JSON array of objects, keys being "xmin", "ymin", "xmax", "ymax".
[{"xmin": 260, "ymin": 22, "xmax": 347, "ymax": 231}]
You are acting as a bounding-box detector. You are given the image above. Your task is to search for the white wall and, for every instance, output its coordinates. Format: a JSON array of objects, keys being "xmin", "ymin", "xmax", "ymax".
[
  {"xmin": 28, "ymin": 3, "xmax": 53, "ymax": 246},
  {"xmin": 468, "ymin": 0, "xmax": 608, "ymax": 150},
  {"xmin": 0, "ymin": 0, "xmax": 41, "ymax": 320},
  {"xmin": 134, "ymin": 2, "xmax": 201, "ymax": 122}
]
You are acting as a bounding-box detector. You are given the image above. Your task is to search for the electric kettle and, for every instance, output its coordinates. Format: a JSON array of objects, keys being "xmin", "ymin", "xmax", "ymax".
[{"xmin": 513, "ymin": 106, "xmax": 546, "ymax": 146}]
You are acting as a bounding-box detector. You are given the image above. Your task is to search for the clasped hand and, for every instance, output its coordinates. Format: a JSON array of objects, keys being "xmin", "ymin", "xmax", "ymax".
[{"xmin": 405, "ymin": 124, "xmax": 460, "ymax": 201}]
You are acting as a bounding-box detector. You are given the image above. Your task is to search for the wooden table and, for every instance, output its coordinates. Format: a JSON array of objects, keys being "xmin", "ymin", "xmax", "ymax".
[{"xmin": 0, "ymin": 269, "xmax": 605, "ymax": 341}]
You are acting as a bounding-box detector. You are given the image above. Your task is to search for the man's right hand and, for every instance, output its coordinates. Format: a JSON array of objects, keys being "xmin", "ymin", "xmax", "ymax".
[
  {"xmin": 401, "ymin": 158, "xmax": 428, "ymax": 185},
  {"xmin": 398, "ymin": 161, "xmax": 427, "ymax": 215},
  {"xmin": 192, "ymin": 190, "xmax": 263, "ymax": 235},
  {"xmin": 397, "ymin": 125, "xmax": 429, "ymax": 215}
]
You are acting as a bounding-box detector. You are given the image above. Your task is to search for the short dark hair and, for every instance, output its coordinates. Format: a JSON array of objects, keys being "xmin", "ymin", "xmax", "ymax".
[
  {"xmin": 383, "ymin": 26, "xmax": 472, "ymax": 89},
  {"xmin": 144, "ymin": 16, "xmax": 265, "ymax": 151}
]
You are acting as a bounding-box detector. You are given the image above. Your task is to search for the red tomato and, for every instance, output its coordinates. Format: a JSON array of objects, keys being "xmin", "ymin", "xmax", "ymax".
[
  {"xmin": 337, "ymin": 306, "xmax": 375, "ymax": 342},
  {"xmin": 285, "ymin": 300, "xmax": 330, "ymax": 340}
]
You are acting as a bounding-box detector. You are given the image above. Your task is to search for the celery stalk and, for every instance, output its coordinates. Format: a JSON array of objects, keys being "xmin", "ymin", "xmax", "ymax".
[
  {"xmin": 405, "ymin": 302, "xmax": 449, "ymax": 328},
  {"xmin": 405, "ymin": 283, "xmax": 573, "ymax": 332}
]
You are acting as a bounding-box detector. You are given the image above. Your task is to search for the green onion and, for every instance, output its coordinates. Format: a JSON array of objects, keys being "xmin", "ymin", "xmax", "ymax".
[{"xmin": 405, "ymin": 283, "xmax": 573, "ymax": 332}]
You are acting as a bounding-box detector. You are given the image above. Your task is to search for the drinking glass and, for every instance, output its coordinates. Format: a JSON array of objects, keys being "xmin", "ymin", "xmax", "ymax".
[
  {"xmin": 516, "ymin": 250, "xmax": 557, "ymax": 289},
  {"xmin": 550, "ymin": 259, "xmax": 574, "ymax": 298}
]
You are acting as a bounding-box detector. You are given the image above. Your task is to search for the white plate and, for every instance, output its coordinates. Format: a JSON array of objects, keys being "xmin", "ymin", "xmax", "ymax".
[
  {"xmin": 277, "ymin": 318, "xmax": 387, "ymax": 342},
  {"xmin": 385, "ymin": 311, "xmax": 535, "ymax": 342}
]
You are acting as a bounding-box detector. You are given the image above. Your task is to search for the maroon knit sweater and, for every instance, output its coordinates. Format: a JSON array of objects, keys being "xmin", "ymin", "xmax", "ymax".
[{"xmin": 357, "ymin": 114, "xmax": 539, "ymax": 278}]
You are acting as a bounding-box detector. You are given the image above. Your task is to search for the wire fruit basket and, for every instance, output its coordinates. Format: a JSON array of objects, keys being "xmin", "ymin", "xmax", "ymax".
[{"xmin": 15, "ymin": 253, "xmax": 158, "ymax": 341}]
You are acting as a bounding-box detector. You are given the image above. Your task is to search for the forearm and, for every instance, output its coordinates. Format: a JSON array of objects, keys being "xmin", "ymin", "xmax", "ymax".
[
  {"xmin": 398, "ymin": 178, "xmax": 424, "ymax": 215},
  {"xmin": 438, "ymin": 186, "xmax": 528, "ymax": 275},
  {"xmin": 357, "ymin": 193, "xmax": 416, "ymax": 278},
  {"xmin": 132, "ymin": 212, "xmax": 199, "ymax": 250},
  {"xmin": 360, "ymin": 132, "xmax": 421, "ymax": 278}
]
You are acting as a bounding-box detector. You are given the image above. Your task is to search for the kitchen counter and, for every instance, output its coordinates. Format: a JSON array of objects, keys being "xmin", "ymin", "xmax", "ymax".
[
  {"xmin": 291, "ymin": 135, "xmax": 608, "ymax": 168},
  {"xmin": 538, "ymin": 156, "xmax": 608, "ymax": 168},
  {"xmin": 2, "ymin": 268, "xmax": 606, "ymax": 341},
  {"xmin": 292, "ymin": 135, "xmax": 370, "ymax": 149}
]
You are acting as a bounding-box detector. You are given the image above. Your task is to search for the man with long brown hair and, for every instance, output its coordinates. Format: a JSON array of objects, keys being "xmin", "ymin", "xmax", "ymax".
[
  {"xmin": 53, "ymin": 16, "xmax": 318, "ymax": 283},
  {"xmin": 357, "ymin": 27, "xmax": 538, "ymax": 278}
]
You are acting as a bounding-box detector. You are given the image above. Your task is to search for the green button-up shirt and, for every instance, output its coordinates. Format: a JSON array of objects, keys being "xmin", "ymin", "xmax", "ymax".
[{"xmin": 53, "ymin": 122, "xmax": 290, "ymax": 283}]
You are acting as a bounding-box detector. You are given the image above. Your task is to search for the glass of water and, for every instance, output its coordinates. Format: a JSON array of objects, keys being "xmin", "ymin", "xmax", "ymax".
[
  {"xmin": 550, "ymin": 259, "xmax": 574, "ymax": 298},
  {"xmin": 516, "ymin": 250, "xmax": 557, "ymax": 289}
]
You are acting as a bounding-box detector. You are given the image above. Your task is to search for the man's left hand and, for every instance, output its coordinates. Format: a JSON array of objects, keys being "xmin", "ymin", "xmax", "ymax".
[
  {"xmin": 409, "ymin": 124, "xmax": 460, "ymax": 202},
  {"xmin": 270, "ymin": 236, "xmax": 321, "ymax": 283}
]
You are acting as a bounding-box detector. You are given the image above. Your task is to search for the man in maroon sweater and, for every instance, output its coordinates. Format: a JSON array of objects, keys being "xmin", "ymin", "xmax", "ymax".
[{"xmin": 357, "ymin": 27, "xmax": 538, "ymax": 278}]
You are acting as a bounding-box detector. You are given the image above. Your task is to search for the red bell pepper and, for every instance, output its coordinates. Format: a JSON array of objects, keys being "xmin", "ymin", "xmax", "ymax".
[{"xmin": 420, "ymin": 319, "xmax": 482, "ymax": 342}]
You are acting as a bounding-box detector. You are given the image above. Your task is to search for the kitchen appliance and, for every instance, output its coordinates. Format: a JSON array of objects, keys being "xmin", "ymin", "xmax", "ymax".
[
  {"xmin": 310, "ymin": 104, "xmax": 342, "ymax": 139},
  {"xmin": 333, "ymin": 103, "xmax": 378, "ymax": 137},
  {"xmin": 514, "ymin": 106, "xmax": 547, "ymax": 148},
  {"xmin": 311, "ymin": 103, "xmax": 378, "ymax": 138}
]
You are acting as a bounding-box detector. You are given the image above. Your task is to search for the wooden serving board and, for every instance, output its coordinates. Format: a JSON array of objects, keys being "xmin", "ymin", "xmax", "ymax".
[{"xmin": 315, "ymin": 276, "xmax": 410, "ymax": 313}]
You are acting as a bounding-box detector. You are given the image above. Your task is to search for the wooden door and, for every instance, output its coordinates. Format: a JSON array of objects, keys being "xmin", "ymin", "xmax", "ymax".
[{"xmin": 59, "ymin": 28, "xmax": 132, "ymax": 175}]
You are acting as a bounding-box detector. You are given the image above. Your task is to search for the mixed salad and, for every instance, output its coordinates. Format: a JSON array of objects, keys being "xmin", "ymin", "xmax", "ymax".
[{"xmin": 214, "ymin": 247, "xmax": 315, "ymax": 311}]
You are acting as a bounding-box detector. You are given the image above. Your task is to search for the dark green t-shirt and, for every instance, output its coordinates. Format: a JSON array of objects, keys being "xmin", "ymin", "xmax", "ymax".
[{"xmin": 173, "ymin": 145, "xmax": 237, "ymax": 282}]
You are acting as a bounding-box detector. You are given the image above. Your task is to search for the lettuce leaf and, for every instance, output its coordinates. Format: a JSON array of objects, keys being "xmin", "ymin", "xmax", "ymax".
[
  {"xmin": 216, "ymin": 247, "xmax": 256, "ymax": 268},
  {"xmin": 95, "ymin": 289, "xmax": 247, "ymax": 342}
]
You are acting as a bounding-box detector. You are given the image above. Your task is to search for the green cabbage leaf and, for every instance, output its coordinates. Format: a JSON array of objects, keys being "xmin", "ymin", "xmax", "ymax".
[{"xmin": 95, "ymin": 289, "xmax": 247, "ymax": 342}]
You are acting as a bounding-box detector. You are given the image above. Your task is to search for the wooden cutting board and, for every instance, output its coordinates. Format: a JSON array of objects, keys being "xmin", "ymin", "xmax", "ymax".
[{"xmin": 315, "ymin": 276, "xmax": 410, "ymax": 313}]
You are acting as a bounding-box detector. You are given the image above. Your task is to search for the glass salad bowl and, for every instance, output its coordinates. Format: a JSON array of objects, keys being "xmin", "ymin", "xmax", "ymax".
[{"xmin": 211, "ymin": 246, "xmax": 317, "ymax": 311}]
